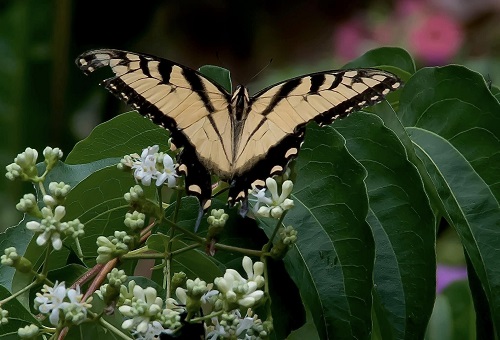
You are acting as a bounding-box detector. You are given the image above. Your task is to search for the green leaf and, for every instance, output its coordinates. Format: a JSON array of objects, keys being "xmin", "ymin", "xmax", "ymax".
[
  {"xmin": 0, "ymin": 220, "xmax": 34, "ymax": 291},
  {"xmin": 0, "ymin": 285, "xmax": 39, "ymax": 338},
  {"xmin": 425, "ymin": 295, "xmax": 453, "ymax": 340},
  {"xmin": 65, "ymin": 111, "xmax": 170, "ymax": 164},
  {"xmin": 343, "ymin": 47, "xmax": 416, "ymax": 77},
  {"xmin": 441, "ymin": 280, "xmax": 475, "ymax": 340},
  {"xmin": 62, "ymin": 166, "xmax": 142, "ymax": 264},
  {"xmin": 399, "ymin": 65, "xmax": 500, "ymax": 332},
  {"xmin": 334, "ymin": 112, "xmax": 436, "ymax": 339},
  {"xmin": 198, "ymin": 65, "xmax": 232, "ymax": 93},
  {"xmin": 260, "ymin": 124, "xmax": 374, "ymax": 339},
  {"xmin": 47, "ymin": 264, "xmax": 88, "ymax": 286},
  {"xmin": 42, "ymin": 158, "xmax": 121, "ymax": 189}
]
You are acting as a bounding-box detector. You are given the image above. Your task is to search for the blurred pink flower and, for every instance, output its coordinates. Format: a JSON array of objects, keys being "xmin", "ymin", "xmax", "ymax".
[
  {"xmin": 409, "ymin": 13, "xmax": 463, "ymax": 65},
  {"xmin": 373, "ymin": 21, "xmax": 394, "ymax": 45},
  {"xmin": 437, "ymin": 264, "xmax": 467, "ymax": 293},
  {"xmin": 396, "ymin": 0, "xmax": 426, "ymax": 17},
  {"xmin": 333, "ymin": 19, "xmax": 366, "ymax": 61}
]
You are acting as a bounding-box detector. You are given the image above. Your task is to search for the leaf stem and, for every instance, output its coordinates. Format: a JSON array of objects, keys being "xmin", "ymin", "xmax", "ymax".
[
  {"xmin": 98, "ymin": 316, "xmax": 133, "ymax": 339},
  {"xmin": 38, "ymin": 181, "xmax": 47, "ymax": 196},
  {"xmin": 41, "ymin": 243, "xmax": 52, "ymax": 276},
  {"xmin": 261, "ymin": 212, "xmax": 287, "ymax": 298},
  {"xmin": 0, "ymin": 279, "xmax": 39, "ymax": 305},
  {"xmin": 190, "ymin": 310, "xmax": 224, "ymax": 323},
  {"xmin": 74, "ymin": 237, "xmax": 84, "ymax": 261},
  {"xmin": 173, "ymin": 189, "xmax": 183, "ymax": 223}
]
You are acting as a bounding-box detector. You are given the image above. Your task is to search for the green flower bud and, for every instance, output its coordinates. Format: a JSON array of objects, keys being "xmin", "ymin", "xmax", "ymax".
[
  {"xmin": 124, "ymin": 211, "xmax": 145, "ymax": 231},
  {"xmin": 18, "ymin": 324, "xmax": 39, "ymax": 338},
  {"xmin": 43, "ymin": 147, "xmax": 63, "ymax": 172}
]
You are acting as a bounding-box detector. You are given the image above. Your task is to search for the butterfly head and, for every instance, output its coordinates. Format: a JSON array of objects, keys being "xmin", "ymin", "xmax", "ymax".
[{"xmin": 232, "ymin": 85, "xmax": 250, "ymax": 107}]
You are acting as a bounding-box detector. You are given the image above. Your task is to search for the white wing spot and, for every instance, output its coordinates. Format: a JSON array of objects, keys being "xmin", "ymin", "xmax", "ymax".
[
  {"xmin": 188, "ymin": 184, "xmax": 202, "ymax": 194},
  {"xmin": 270, "ymin": 165, "xmax": 283, "ymax": 174},
  {"xmin": 79, "ymin": 58, "xmax": 87, "ymax": 66},
  {"xmin": 392, "ymin": 82, "xmax": 401, "ymax": 89},
  {"xmin": 371, "ymin": 96, "xmax": 379, "ymax": 100},
  {"xmin": 87, "ymin": 66, "xmax": 95, "ymax": 73},
  {"xmin": 203, "ymin": 199, "xmax": 212, "ymax": 210},
  {"xmin": 382, "ymin": 89, "xmax": 390, "ymax": 95},
  {"xmin": 285, "ymin": 148, "xmax": 298, "ymax": 158},
  {"xmin": 251, "ymin": 179, "xmax": 266, "ymax": 188},
  {"xmin": 178, "ymin": 164, "xmax": 188, "ymax": 174}
]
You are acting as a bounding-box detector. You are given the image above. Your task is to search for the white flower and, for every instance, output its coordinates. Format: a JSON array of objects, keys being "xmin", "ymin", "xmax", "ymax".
[
  {"xmin": 213, "ymin": 257, "xmax": 265, "ymax": 310},
  {"xmin": 134, "ymin": 320, "xmax": 171, "ymax": 340},
  {"xmin": 26, "ymin": 206, "xmax": 67, "ymax": 250},
  {"xmin": 207, "ymin": 317, "xmax": 227, "ymax": 340},
  {"xmin": 119, "ymin": 285, "xmax": 165, "ymax": 335},
  {"xmin": 34, "ymin": 281, "xmax": 67, "ymax": 325},
  {"xmin": 156, "ymin": 153, "xmax": 178, "ymax": 187},
  {"xmin": 58, "ymin": 285, "xmax": 92, "ymax": 325},
  {"xmin": 126, "ymin": 146, "xmax": 178, "ymax": 187},
  {"xmin": 236, "ymin": 316, "xmax": 255, "ymax": 336},
  {"xmin": 132, "ymin": 146, "xmax": 159, "ymax": 186},
  {"xmin": 250, "ymin": 178, "xmax": 294, "ymax": 218}
]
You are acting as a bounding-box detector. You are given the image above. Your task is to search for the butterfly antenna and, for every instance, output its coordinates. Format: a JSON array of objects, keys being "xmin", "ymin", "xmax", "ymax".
[{"xmin": 248, "ymin": 58, "xmax": 273, "ymax": 84}]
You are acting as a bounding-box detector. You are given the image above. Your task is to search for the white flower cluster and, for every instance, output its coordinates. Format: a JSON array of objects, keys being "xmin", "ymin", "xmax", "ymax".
[
  {"xmin": 34, "ymin": 281, "xmax": 92, "ymax": 327},
  {"xmin": 120, "ymin": 145, "xmax": 178, "ymax": 187},
  {"xmin": 213, "ymin": 256, "xmax": 265, "ymax": 311},
  {"xmin": 96, "ymin": 231, "xmax": 133, "ymax": 263},
  {"xmin": 5, "ymin": 147, "xmax": 63, "ymax": 182},
  {"xmin": 16, "ymin": 180, "xmax": 83, "ymax": 251},
  {"xmin": 118, "ymin": 282, "xmax": 181, "ymax": 337},
  {"xmin": 104, "ymin": 257, "xmax": 267, "ymax": 339},
  {"xmin": 26, "ymin": 204, "xmax": 84, "ymax": 251},
  {"xmin": 207, "ymin": 309, "xmax": 256, "ymax": 340},
  {"xmin": 251, "ymin": 178, "xmax": 294, "ymax": 218}
]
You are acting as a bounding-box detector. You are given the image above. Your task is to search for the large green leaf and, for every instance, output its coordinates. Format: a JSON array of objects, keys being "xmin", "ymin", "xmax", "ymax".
[
  {"xmin": 65, "ymin": 111, "xmax": 170, "ymax": 164},
  {"xmin": 198, "ymin": 65, "xmax": 232, "ymax": 93},
  {"xmin": 399, "ymin": 65, "xmax": 500, "ymax": 332},
  {"xmin": 343, "ymin": 47, "xmax": 416, "ymax": 80},
  {"xmin": 259, "ymin": 124, "xmax": 374, "ymax": 339},
  {"xmin": 334, "ymin": 112, "xmax": 436, "ymax": 339}
]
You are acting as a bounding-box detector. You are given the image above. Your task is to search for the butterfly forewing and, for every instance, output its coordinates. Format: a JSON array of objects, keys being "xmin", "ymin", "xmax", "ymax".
[{"xmin": 76, "ymin": 49, "xmax": 234, "ymax": 208}]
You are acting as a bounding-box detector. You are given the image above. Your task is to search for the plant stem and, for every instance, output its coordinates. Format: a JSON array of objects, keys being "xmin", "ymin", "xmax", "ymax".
[
  {"xmin": 38, "ymin": 181, "xmax": 47, "ymax": 196},
  {"xmin": 173, "ymin": 189, "xmax": 182, "ymax": 223},
  {"xmin": 41, "ymin": 243, "xmax": 52, "ymax": 276},
  {"xmin": 74, "ymin": 237, "xmax": 83, "ymax": 261},
  {"xmin": 190, "ymin": 310, "xmax": 224, "ymax": 323},
  {"xmin": 0, "ymin": 279, "xmax": 39, "ymax": 305},
  {"xmin": 214, "ymin": 243, "xmax": 264, "ymax": 257},
  {"xmin": 98, "ymin": 317, "xmax": 133, "ymax": 340},
  {"xmin": 165, "ymin": 221, "xmax": 175, "ymax": 298},
  {"xmin": 261, "ymin": 212, "xmax": 287, "ymax": 297}
]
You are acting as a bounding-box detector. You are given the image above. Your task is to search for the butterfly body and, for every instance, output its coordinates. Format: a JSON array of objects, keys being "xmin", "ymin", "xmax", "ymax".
[{"xmin": 76, "ymin": 49, "xmax": 401, "ymax": 213}]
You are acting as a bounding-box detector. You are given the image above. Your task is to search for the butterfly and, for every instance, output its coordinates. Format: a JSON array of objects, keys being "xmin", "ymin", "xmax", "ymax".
[{"xmin": 76, "ymin": 49, "xmax": 401, "ymax": 220}]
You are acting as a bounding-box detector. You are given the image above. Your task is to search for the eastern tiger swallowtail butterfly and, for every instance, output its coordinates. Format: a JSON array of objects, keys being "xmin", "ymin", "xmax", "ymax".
[{"xmin": 76, "ymin": 49, "xmax": 401, "ymax": 218}]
